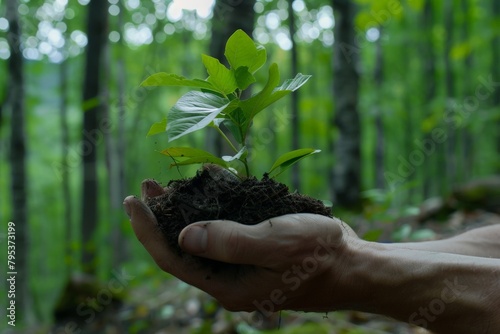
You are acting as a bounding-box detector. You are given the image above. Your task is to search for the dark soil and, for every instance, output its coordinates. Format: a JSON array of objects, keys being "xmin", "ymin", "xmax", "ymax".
[{"xmin": 146, "ymin": 164, "xmax": 332, "ymax": 261}]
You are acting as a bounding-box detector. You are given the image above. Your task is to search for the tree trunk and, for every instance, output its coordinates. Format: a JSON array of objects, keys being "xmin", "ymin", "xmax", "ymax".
[
  {"xmin": 207, "ymin": 0, "xmax": 256, "ymax": 159},
  {"xmin": 421, "ymin": 0, "xmax": 436, "ymax": 198},
  {"xmin": 81, "ymin": 0, "xmax": 108, "ymax": 274},
  {"xmin": 6, "ymin": 0, "xmax": 31, "ymax": 323},
  {"xmin": 492, "ymin": 0, "xmax": 500, "ymax": 168},
  {"xmin": 461, "ymin": 0, "xmax": 474, "ymax": 180},
  {"xmin": 114, "ymin": 0, "xmax": 128, "ymax": 265},
  {"xmin": 331, "ymin": 0, "xmax": 361, "ymax": 208},
  {"xmin": 60, "ymin": 58, "xmax": 73, "ymax": 274},
  {"xmin": 289, "ymin": 0, "xmax": 300, "ymax": 191},
  {"xmin": 374, "ymin": 27, "xmax": 385, "ymax": 189},
  {"xmin": 444, "ymin": 0, "xmax": 456, "ymax": 190},
  {"xmin": 401, "ymin": 15, "xmax": 415, "ymax": 203}
]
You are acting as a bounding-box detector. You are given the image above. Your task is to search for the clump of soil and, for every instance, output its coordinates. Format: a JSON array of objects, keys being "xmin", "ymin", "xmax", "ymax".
[{"xmin": 145, "ymin": 164, "xmax": 332, "ymax": 259}]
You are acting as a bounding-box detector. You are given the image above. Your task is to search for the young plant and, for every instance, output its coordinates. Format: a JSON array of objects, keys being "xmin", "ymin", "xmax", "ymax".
[{"xmin": 143, "ymin": 29, "xmax": 319, "ymax": 178}]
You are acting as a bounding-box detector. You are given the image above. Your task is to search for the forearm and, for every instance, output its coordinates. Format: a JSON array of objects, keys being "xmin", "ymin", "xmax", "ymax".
[
  {"xmin": 338, "ymin": 241, "xmax": 500, "ymax": 333},
  {"xmin": 392, "ymin": 224, "xmax": 500, "ymax": 258}
]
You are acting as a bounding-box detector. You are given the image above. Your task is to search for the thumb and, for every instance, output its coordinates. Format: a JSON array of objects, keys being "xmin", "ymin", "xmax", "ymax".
[{"xmin": 178, "ymin": 220, "xmax": 274, "ymax": 265}]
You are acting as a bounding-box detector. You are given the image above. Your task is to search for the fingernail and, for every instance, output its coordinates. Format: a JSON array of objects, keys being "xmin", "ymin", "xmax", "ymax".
[{"xmin": 180, "ymin": 225, "xmax": 207, "ymax": 254}]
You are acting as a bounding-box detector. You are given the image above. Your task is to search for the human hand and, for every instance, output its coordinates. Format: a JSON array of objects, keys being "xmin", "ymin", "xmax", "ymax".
[{"xmin": 123, "ymin": 180, "xmax": 361, "ymax": 315}]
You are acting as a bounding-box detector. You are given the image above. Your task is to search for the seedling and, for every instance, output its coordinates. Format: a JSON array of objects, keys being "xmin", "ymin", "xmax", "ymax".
[{"xmin": 143, "ymin": 29, "xmax": 320, "ymax": 178}]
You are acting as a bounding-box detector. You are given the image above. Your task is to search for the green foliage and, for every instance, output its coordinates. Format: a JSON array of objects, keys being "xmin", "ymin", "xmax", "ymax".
[{"xmin": 143, "ymin": 29, "xmax": 315, "ymax": 177}]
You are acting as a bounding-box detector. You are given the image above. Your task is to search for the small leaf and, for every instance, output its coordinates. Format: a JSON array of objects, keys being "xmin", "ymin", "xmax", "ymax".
[
  {"xmin": 202, "ymin": 54, "xmax": 238, "ymax": 95},
  {"xmin": 160, "ymin": 147, "xmax": 228, "ymax": 168},
  {"xmin": 238, "ymin": 63, "xmax": 281, "ymax": 136},
  {"xmin": 239, "ymin": 66, "xmax": 311, "ymax": 139},
  {"xmin": 234, "ymin": 66, "xmax": 256, "ymax": 90},
  {"xmin": 167, "ymin": 91, "xmax": 239, "ymax": 141},
  {"xmin": 147, "ymin": 118, "xmax": 167, "ymax": 137},
  {"xmin": 268, "ymin": 148, "xmax": 321, "ymax": 177},
  {"xmin": 225, "ymin": 29, "xmax": 267, "ymax": 74},
  {"xmin": 276, "ymin": 73, "xmax": 311, "ymax": 92},
  {"xmin": 222, "ymin": 146, "xmax": 247, "ymax": 162},
  {"xmin": 141, "ymin": 72, "xmax": 219, "ymax": 92}
]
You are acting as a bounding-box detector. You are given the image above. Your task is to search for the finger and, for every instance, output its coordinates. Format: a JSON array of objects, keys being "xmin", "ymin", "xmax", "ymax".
[
  {"xmin": 124, "ymin": 196, "xmax": 234, "ymax": 294},
  {"xmin": 178, "ymin": 215, "xmax": 305, "ymax": 266},
  {"xmin": 141, "ymin": 179, "xmax": 165, "ymax": 201},
  {"xmin": 123, "ymin": 195, "xmax": 173, "ymax": 271}
]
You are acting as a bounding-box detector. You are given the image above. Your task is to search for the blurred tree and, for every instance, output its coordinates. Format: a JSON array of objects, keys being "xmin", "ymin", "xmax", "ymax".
[
  {"xmin": 460, "ymin": 0, "xmax": 474, "ymax": 181},
  {"xmin": 81, "ymin": 0, "xmax": 108, "ymax": 274},
  {"xmin": 420, "ymin": 0, "xmax": 436, "ymax": 197},
  {"xmin": 444, "ymin": 0, "xmax": 456, "ymax": 188},
  {"xmin": 6, "ymin": 0, "xmax": 31, "ymax": 323},
  {"xmin": 374, "ymin": 27, "xmax": 385, "ymax": 189},
  {"xmin": 331, "ymin": 0, "xmax": 361, "ymax": 208},
  {"xmin": 289, "ymin": 0, "xmax": 301, "ymax": 191},
  {"xmin": 492, "ymin": 0, "xmax": 500, "ymax": 170},
  {"xmin": 207, "ymin": 0, "xmax": 256, "ymax": 158},
  {"xmin": 60, "ymin": 53, "xmax": 73, "ymax": 274}
]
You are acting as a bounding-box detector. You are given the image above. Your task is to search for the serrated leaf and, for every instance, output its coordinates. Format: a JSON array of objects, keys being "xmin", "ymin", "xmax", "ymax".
[
  {"xmin": 234, "ymin": 66, "xmax": 256, "ymax": 90},
  {"xmin": 160, "ymin": 147, "xmax": 228, "ymax": 168},
  {"xmin": 147, "ymin": 118, "xmax": 167, "ymax": 137},
  {"xmin": 268, "ymin": 148, "xmax": 321, "ymax": 177},
  {"xmin": 141, "ymin": 72, "xmax": 219, "ymax": 92},
  {"xmin": 225, "ymin": 29, "xmax": 267, "ymax": 74},
  {"xmin": 167, "ymin": 91, "xmax": 239, "ymax": 141},
  {"xmin": 202, "ymin": 54, "xmax": 238, "ymax": 95}
]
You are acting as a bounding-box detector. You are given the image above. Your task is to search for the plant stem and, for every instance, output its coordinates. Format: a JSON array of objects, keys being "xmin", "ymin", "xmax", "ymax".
[
  {"xmin": 215, "ymin": 126, "xmax": 238, "ymax": 153},
  {"xmin": 243, "ymin": 158, "xmax": 250, "ymax": 177}
]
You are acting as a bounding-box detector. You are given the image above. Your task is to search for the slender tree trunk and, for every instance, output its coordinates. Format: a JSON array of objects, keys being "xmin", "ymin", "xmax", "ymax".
[
  {"xmin": 289, "ymin": 0, "xmax": 300, "ymax": 191},
  {"xmin": 331, "ymin": 0, "xmax": 361, "ymax": 208},
  {"xmin": 444, "ymin": 0, "xmax": 456, "ymax": 190},
  {"xmin": 60, "ymin": 58, "xmax": 73, "ymax": 274},
  {"xmin": 400, "ymin": 15, "xmax": 415, "ymax": 203},
  {"xmin": 81, "ymin": 0, "xmax": 107, "ymax": 274},
  {"xmin": 420, "ymin": 0, "xmax": 436, "ymax": 198},
  {"xmin": 6, "ymin": 0, "xmax": 31, "ymax": 323},
  {"xmin": 374, "ymin": 27, "xmax": 385, "ymax": 189},
  {"xmin": 461, "ymin": 0, "xmax": 474, "ymax": 180},
  {"xmin": 115, "ymin": 0, "xmax": 128, "ymax": 265},
  {"xmin": 207, "ymin": 0, "xmax": 256, "ymax": 160},
  {"xmin": 492, "ymin": 0, "xmax": 500, "ymax": 168}
]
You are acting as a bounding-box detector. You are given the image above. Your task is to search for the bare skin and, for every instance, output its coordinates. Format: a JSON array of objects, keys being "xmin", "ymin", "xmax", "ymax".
[{"xmin": 123, "ymin": 182, "xmax": 500, "ymax": 334}]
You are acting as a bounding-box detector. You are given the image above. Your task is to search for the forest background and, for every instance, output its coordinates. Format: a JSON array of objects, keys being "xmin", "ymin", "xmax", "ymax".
[{"xmin": 1, "ymin": 0, "xmax": 499, "ymax": 332}]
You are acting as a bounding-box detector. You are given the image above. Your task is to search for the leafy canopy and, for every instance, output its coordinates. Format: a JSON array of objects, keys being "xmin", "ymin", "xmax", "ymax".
[{"xmin": 143, "ymin": 29, "xmax": 319, "ymax": 177}]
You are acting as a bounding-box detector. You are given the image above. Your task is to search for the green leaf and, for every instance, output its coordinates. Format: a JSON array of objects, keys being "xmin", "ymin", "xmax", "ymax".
[
  {"xmin": 225, "ymin": 29, "xmax": 267, "ymax": 74},
  {"xmin": 202, "ymin": 54, "xmax": 238, "ymax": 95},
  {"xmin": 160, "ymin": 147, "xmax": 228, "ymax": 168},
  {"xmin": 239, "ymin": 67, "xmax": 312, "ymax": 138},
  {"xmin": 146, "ymin": 118, "xmax": 167, "ymax": 137},
  {"xmin": 268, "ymin": 148, "xmax": 321, "ymax": 177},
  {"xmin": 222, "ymin": 146, "xmax": 247, "ymax": 162},
  {"xmin": 234, "ymin": 66, "xmax": 255, "ymax": 90},
  {"xmin": 141, "ymin": 72, "xmax": 218, "ymax": 92},
  {"xmin": 276, "ymin": 73, "xmax": 312, "ymax": 91},
  {"xmin": 167, "ymin": 91, "xmax": 239, "ymax": 141}
]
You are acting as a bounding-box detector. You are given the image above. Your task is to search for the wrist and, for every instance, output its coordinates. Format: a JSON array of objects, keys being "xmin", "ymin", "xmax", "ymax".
[{"xmin": 334, "ymin": 240, "xmax": 500, "ymax": 333}]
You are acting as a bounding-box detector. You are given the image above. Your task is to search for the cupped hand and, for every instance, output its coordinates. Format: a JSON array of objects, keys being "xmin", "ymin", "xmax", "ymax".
[{"xmin": 123, "ymin": 180, "xmax": 360, "ymax": 313}]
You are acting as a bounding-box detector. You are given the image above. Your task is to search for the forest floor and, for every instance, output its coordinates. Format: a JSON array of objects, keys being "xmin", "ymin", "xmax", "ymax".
[{"xmin": 14, "ymin": 201, "xmax": 500, "ymax": 334}]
